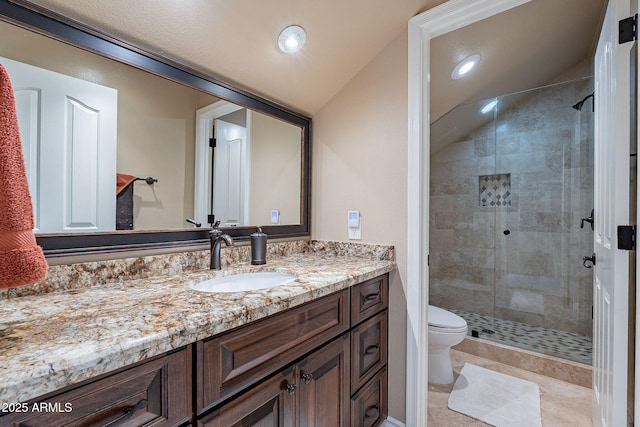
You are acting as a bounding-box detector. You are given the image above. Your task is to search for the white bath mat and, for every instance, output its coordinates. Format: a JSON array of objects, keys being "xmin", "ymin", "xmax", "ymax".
[{"xmin": 447, "ymin": 363, "xmax": 542, "ymax": 427}]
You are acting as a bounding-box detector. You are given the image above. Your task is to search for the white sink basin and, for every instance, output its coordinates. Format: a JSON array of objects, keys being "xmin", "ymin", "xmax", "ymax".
[{"xmin": 190, "ymin": 272, "xmax": 297, "ymax": 293}]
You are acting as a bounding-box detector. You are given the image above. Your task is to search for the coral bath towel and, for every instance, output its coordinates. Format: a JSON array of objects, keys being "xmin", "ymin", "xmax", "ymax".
[
  {"xmin": 116, "ymin": 173, "xmax": 137, "ymax": 196},
  {"xmin": 0, "ymin": 64, "xmax": 47, "ymax": 288}
]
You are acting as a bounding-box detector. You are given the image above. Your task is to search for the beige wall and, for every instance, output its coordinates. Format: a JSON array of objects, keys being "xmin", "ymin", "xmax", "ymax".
[
  {"xmin": 250, "ymin": 112, "xmax": 302, "ymax": 226},
  {"xmin": 312, "ymin": 30, "xmax": 408, "ymax": 422},
  {"xmin": 0, "ymin": 20, "xmax": 219, "ymax": 230}
]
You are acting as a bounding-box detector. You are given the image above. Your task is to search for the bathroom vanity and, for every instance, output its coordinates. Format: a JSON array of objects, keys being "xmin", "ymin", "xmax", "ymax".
[{"xmin": 0, "ymin": 250, "xmax": 392, "ymax": 427}]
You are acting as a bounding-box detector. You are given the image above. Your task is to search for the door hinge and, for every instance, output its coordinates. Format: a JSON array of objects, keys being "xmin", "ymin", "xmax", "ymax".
[
  {"xmin": 619, "ymin": 14, "xmax": 638, "ymax": 44},
  {"xmin": 209, "ymin": 137, "xmax": 216, "ymax": 148},
  {"xmin": 617, "ymin": 225, "xmax": 636, "ymax": 250}
]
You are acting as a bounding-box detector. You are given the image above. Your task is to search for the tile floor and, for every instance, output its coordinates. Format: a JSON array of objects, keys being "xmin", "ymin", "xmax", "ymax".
[
  {"xmin": 428, "ymin": 349, "xmax": 593, "ymax": 426},
  {"xmin": 451, "ymin": 309, "xmax": 593, "ymax": 365}
]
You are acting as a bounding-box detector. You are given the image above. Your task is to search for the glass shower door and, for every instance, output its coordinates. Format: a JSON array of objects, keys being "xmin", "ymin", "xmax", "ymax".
[{"xmin": 492, "ymin": 79, "xmax": 594, "ymax": 363}]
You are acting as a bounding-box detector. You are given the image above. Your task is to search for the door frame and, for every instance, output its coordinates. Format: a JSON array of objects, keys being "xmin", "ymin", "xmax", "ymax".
[
  {"xmin": 405, "ymin": 0, "xmax": 531, "ymax": 425},
  {"xmin": 194, "ymin": 100, "xmax": 245, "ymax": 227}
]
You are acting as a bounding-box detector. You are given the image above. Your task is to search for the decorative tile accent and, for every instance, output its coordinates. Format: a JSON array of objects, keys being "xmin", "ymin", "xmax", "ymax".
[
  {"xmin": 451, "ymin": 309, "xmax": 592, "ymax": 365},
  {"xmin": 479, "ymin": 173, "xmax": 511, "ymax": 207}
]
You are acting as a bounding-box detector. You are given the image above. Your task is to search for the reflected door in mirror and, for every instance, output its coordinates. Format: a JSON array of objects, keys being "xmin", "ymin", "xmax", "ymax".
[
  {"xmin": 3, "ymin": 56, "xmax": 117, "ymax": 233},
  {"xmin": 213, "ymin": 119, "xmax": 248, "ymax": 226}
]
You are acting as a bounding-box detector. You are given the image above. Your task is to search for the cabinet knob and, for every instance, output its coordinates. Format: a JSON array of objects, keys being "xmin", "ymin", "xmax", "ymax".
[
  {"xmin": 284, "ymin": 382, "xmax": 296, "ymax": 395},
  {"xmin": 301, "ymin": 372, "xmax": 314, "ymax": 384}
]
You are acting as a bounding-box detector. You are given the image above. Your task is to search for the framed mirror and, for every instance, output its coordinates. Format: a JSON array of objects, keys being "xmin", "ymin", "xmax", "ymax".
[{"xmin": 0, "ymin": 0, "xmax": 311, "ymax": 257}]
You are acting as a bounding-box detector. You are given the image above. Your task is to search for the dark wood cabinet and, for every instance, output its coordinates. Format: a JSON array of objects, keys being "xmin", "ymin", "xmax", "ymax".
[
  {"xmin": 2, "ymin": 274, "xmax": 389, "ymax": 427},
  {"xmin": 197, "ymin": 290, "xmax": 349, "ymax": 413},
  {"xmin": 198, "ymin": 366, "xmax": 296, "ymax": 427},
  {"xmin": 351, "ymin": 367, "xmax": 388, "ymax": 427},
  {"xmin": 201, "ymin": 334, "xmax": 351, "ymax": 427},
  {"xmin": 1, "ymin": 346, "xmax": 192, "ymax": 427},
  {"xmin": 350, "ymin": 274, "xmax": 388, "ymax": 327},
  {"xmin": 198, "ymin": 275, "xmax": 389, "ymax": 427},
  {"xmin": 296, "ymin": 334, "xmax": 350, "ymax": 426},
  {"xmin": 351, "ymin": 312, "xmax": 388, "ymax": 393}
]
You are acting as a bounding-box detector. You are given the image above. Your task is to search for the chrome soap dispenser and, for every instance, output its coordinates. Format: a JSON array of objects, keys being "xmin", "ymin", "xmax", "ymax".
[{"xmin": 250, "ymin": 226, "xmax": 267, "ymax": 265}]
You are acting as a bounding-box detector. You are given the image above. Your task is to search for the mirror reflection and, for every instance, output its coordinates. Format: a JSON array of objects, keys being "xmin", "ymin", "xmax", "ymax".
[{"xmin": 0, "ymin": 19, "xmax": 303, "ymax": 234}]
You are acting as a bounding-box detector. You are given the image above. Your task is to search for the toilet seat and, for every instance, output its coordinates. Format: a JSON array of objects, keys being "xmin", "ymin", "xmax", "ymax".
[
  {"xmin": 428, "ymin": 305, "xmax": 467, "ymax": 331},
  {"xmin": 429, "ymin": 323, "xmax": 468, "ymax": 333}
]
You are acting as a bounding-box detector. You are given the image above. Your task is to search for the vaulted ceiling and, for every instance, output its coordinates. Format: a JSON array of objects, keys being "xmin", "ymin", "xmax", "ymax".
[
  {"xmin": 430, "ymin": 0, "xmax": 605, "ymax": 122},
  {"xmin": 23, "ymin": 0, "xmax": 605, "ymax": 119}
]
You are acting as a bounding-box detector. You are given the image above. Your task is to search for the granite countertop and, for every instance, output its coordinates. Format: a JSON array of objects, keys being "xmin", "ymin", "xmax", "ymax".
[{"xmin": 0, "ymin": 252, "xmax": 395, "ymax": 404}]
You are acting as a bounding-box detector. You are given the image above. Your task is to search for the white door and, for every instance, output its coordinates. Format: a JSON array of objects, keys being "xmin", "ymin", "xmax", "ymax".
[
  {"xmin": 592, "ymin": 0, "xmax": 634, "ymax": 424},
  {"xmin": 212, "ymin": 119, "xmax": 248, "ymax": 226},
  {"xmin": 2, "ymin": 56, "xmax": 118, "ymax": 233}
]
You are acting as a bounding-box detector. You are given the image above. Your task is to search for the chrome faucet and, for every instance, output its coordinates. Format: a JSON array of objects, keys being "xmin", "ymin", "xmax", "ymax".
[{"xmin": 210, "ymin": 221, "xmax": 234, "ymax": 270}]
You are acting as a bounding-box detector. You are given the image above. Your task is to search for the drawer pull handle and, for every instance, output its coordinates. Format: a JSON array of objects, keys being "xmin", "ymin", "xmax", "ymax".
[
  {"xmin": 363, "ymin": 292, "xmax": 380, "ymax": 302},
  {"xmin": 364, "ymin": 404, "xmax": 379, "ymax": 420},
  {"xmin": 104, "ymin": 399, "xmax": 147, "ymax": 427},
  {"xmin": 284, "ymin": 382, "xmax": 296, "ymax": 395},
  {"xmin": 364, "ymin": 344, "xmax": 380, "ymax": 355},
  {"xmin": 301, "ymin": 372, "xmax": 314, "ymax": 384}
]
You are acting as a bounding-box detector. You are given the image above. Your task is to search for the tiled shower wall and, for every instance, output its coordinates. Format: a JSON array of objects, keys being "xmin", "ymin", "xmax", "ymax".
[{"xmin": 429, "ymin": 78, "xmax": 594, "ymax": 336}]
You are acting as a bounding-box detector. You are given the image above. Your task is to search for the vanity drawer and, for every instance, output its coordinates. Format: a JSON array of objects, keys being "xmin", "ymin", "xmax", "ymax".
[
  {"xmin": 350, "ymin": 274, "xmax": 388, "ymax": 327},
  {"xmin": 350, "ymin": 367, "xmax": 388, "ymax": 427},
  {"xmin": 351, "ymin": 310, "xmax": 388, "ymax": 393},
  {"xmin": 1, "ymin": 347, "xmax": 192, "ymax": 427},
  {"xmin": 197, "ymin": 290, "xmax": 348, "ymax": 413}
]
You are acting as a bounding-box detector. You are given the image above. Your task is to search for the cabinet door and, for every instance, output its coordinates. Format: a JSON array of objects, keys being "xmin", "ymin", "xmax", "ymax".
[
  {"xmin": 351, "ymin": 311, "xmax": 388, "ymax": 393},
  {"xmin": 297, "ymin": 334, "xmax": 350, "ymax": 427},
  {"xmin": 199, "ymin": 367, "xmax": 296, "ymax": 427},
  {"xmin": 2, "ymin": 347, "xmax": 192, "ymax": 427},
  {"xmin": 351, "ymin": 367, "xmax": 388, "ymax": 427},
  {"xmin": 350, "ymin": 275, "xmax": 388, "ymax": 327},
  {"xmin": 198, "ymin": 290, "xmax": 348, "ymax": 413}
]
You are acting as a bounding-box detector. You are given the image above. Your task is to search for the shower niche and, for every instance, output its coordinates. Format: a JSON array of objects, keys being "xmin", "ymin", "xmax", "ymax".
[
  {"xmin": 429, "ymin": 77, "xmax": 594, "ymax": 364},
  {"xmin": 479, "ymin": 173, "xmax": 511, "ymax": 207}
]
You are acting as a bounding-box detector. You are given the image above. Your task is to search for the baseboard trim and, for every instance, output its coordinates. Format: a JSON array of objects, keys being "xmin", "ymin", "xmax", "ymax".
[{"xmin": 383, "ymin": 416, "xmax": 406, "ymax": 427}]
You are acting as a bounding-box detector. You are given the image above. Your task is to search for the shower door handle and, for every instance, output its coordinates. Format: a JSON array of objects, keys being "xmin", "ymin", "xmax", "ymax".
[
  {"xmin": 580, "ymin": 209, "xmax": 594, "ymax": 231},
  {"xmin": 582, "ymin": 253, "xmax": 596, "ymax": 268}
]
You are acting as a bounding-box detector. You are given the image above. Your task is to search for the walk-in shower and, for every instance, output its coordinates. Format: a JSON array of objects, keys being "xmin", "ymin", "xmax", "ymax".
[{"xmin": 429, "ymin": 77, "xmax": 594, "ymax": 364}]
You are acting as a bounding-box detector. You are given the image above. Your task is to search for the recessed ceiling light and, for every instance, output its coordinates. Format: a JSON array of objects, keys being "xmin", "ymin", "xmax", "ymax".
[
  {"xmin": 278, "ymin": 25, "xmax": 306, "ymax": 54},
  {"xmin": 451, "ymin": 54, "xmax": 481, "ymax": 80},
  {"xmin": 481, "ymin": 99, "xmax": 498, "ymax": 114}
]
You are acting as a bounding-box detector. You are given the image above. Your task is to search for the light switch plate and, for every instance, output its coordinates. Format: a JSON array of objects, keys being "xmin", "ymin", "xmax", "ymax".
[
  {"xmin": 271, "ymin": 210, "xmax": 280, "ymax": 225},
  {"xmin": 348, "ymin": 228, "xmax": 361, "ymax": 239},
  {"xmin": 348, "ymin": 210, "xmax": 361, "ymax": 240}
]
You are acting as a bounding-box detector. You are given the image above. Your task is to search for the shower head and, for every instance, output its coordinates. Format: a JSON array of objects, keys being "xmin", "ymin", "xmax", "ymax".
[{"xmin": 572, "ymin": 92, "xmax": 594, "ymax": 111}]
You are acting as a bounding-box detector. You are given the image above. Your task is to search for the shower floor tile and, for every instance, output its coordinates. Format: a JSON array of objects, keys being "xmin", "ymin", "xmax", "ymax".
[{"xmin": 450, "ymin": 309, "xmax": 592, "ymax": 365}]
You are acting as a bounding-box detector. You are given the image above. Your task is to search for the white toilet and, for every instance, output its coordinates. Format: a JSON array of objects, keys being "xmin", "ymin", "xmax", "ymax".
[{"xmin": 428, "ymin": 305, "xmax": 468, "ymax": 384}]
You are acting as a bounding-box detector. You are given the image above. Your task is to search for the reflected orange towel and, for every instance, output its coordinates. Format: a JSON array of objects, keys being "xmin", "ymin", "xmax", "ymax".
[
  {"xmin": 0, "ymin": 64, "xmax": 48, "ymax": 288},
  {"xmin": 116, "ymin": 173, "xmax": 137, "ymax": 196}
]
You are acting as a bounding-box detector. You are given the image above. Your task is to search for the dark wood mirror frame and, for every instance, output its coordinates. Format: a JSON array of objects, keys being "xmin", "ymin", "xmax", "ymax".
[{"xmin": 0, "ymin": 0, "xmax": 311, "ymax": 257}]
